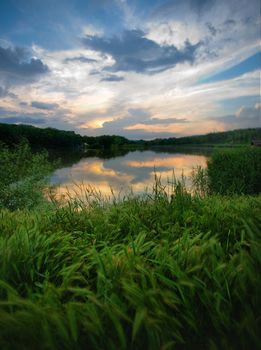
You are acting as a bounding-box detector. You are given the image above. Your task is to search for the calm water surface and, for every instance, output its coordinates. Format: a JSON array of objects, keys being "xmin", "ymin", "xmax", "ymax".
[{"xmin": 51, "ymin": 149, "xmax": 209, "ymax": 199}]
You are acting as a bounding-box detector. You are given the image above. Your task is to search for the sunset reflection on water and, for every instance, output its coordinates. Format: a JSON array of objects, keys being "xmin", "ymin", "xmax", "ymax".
[{"xmin": 51, "ymin": 150, "xmax": 208, "ymax": 200}]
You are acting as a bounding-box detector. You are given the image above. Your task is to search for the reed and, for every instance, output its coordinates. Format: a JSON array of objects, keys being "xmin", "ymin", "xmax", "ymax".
[{"xmin": 207, "ymin": 146, "xmax": 261, "ymax": 195}]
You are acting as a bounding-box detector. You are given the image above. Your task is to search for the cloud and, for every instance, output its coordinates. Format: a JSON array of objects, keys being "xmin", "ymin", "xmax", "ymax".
[
  {"xmin": 235, "ymin": 103, "xmax": 261, "ymax": 119},
  {"xmin": 19, "ymin": 101, "xmax": 29, "ymax": 107},
  {"xmin": 0, "ymin": 107, "xmax": 47, "ymax": 125},
  {"xmin": 148, "ymin": 0, "xmax": 260, "ymax": 63},
  {"xmin": 0, "ymin": 86, "xmax": 8, "ymax": 97},
  {"xmin": 101, "ymin": 74, "xmax": 124, "ymax": 82},
  {"xmin": 142, "ymin": 117, "xmax": 188, "ymax": 125},
  {"xmin": 212, "ymin": 103, "xmax": 261, "ymax": 129},
  {"xmin": 152, "ymin": 0, "xmax": 258, "ymax": 21},
  {"xmin": 90, "ymin": 109, "xmax": 149, "ymax": 132},
  {"xmin": 82, "ymin": 29, "xmax": 201, "ymax": 74},
  {"xmin": 64, "ymin": 56, "xmax": 97, "ymax": 64},
  {"xmin": 0, "ymin": 106, "xmax": 74, "ymax": 130},
  {"xmin": 205, "ymin": 22, "xmax": 218, "ymax": 36},
  {"xmin": 0, "ymin": 86, "xmax": 12, "ymax": 98},
  {"xmin": 31, "ymin": 101, "xmax": 59, "ymax": 110},
  {"xmin": 223, "ymin": 19, "xmax": 236, "ymax": 27},
  {"xmin": 190, "ymin": 0, "xmax": 215, "ymax": 13},
  {"xmin": 84, "ymin": 109, "xmax": 189, "ymax": 138},
  {"xmin": 150, "ymin": 0, "xmax": 215, "ymax": 19},
  {"xmin": 0, "ymin": 0, "xmax": 258, "ymax": 140},
  {"xmin": 0, "ymin": 45, "xmax": 49, "ymax": 84},
  {"xmin": 0, "ymin": 116, "xmax": 46, "ymax": 125},
  {"xmin": 0, "ymin": 85, "xmax": 16, "ymax": 99}
]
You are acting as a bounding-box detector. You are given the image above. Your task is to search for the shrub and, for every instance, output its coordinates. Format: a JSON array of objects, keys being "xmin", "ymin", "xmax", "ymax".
[{"xmin": 0, "ymin": 142, "xmax": 53, "ymax": 210}]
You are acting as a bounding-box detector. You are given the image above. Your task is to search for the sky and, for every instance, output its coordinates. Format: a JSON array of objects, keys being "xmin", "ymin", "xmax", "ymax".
[{"xmin": 0, "ymin": 0, "xmax": 260, "ymax": 139}]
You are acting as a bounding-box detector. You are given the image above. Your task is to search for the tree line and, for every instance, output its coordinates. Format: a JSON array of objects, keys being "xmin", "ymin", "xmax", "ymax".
[
  {"xmin": 136, "ymin": 128, "xmax": 261, "ymax": 146},
  {"xmin": 0, "ymin": 122, "xmax": 260, "ymax": 150},
  {"xmin": 0, "ymin": 123, "xmax": 131, "ymax": 150}
]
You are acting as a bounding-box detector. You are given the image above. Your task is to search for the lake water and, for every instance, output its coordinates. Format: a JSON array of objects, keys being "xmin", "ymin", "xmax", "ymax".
[{"xmin": 50, "ymin": 148, "xmax": 210, "ymax": 199}]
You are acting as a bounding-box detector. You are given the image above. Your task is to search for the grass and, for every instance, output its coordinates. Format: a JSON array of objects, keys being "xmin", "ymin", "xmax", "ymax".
[
  {"xmin": 0, "ymin": 145, "xmax": 260, "ymax": 349},
  {"xmin": 0, "ymin": 183, "xmax": 260, "ymax": 349},
  {"xmin": 191, "ymin": 146, "xmax": 261, "ymax": 197},
  {"xmin": 207, "ymin": 146, "xmax": 261, "ymax": 195}
]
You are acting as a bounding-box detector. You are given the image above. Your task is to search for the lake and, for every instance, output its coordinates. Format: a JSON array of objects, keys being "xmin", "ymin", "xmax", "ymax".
[{"xmin": 50, "ymin": 148, "xmax": 210, "ymax": 200}]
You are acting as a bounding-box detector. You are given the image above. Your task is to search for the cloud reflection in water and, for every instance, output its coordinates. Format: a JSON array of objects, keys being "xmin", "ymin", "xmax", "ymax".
[{"xmin": 51, "ymin": 150, "xmax": 208, "ymax": 200}]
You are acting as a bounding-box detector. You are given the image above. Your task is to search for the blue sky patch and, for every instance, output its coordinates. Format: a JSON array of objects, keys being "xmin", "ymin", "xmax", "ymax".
[{"xmin": 201, "ymin": 52, "xmax": 261, "ymax": 84}]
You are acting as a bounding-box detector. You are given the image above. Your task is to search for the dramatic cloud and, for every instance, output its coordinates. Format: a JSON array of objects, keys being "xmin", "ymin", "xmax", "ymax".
[
  {"xmin": 31, "ymin": 101, "xmax": 59, "ymax": 110},
  {"xmin": 82, "ymin": 30, "xmax": 201, "ymax": 74},
  {"xmin": 101, "ymin": 75, "xmax": 124, "ymax": 82},
  {"xmin": 88, "ymin": 109, "xmax": 189, "ymax": 137},
  {"xmin": 64, "ymin": 56, "xmax": 97, "ymax": 64},
  {"xmin": 0, "ymin": 0, "xmax": 259, "ymax": 138},
  {"xmin": 0, "ymin": 45, "xmax": 49, "ymax": 84}
]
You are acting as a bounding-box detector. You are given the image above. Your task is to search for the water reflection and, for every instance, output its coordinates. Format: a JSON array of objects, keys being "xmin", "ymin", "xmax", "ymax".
[{"xmin": 51, "ymin": 149, "xmax": 209, "ymax": 199}]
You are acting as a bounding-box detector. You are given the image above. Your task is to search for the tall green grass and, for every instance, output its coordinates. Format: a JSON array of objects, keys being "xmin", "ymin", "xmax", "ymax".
[
  {"xmin": 207, "ymin": 146, "xmax": 261, "ymax": 195},
  {"xmin": 0, "ymin": 183, "xmax": 260, "ymax": 349}
]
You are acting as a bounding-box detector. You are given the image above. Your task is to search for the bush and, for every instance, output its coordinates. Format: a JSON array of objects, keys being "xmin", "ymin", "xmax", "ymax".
[
  {"xmin": 0, "ymin": 142, "xmax": 53, "ymax": 210},
  {"xmin": 207, "ymin": 147, "xmax": 261, "ymax": 195}
]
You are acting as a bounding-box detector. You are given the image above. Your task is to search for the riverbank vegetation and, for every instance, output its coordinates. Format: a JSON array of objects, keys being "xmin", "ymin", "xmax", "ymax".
[
  {"xmin": 193, "ymin": 146, "xmax": 261, "ymax": 196},
  {"xmin": 207, "ymin": 147, "xmax": 261, "ymax": 195},
  {"xmin": 0, "ymin": 142, "xmax": 53, "ymax": 210},
  {"xmin": 0, "ymin": 144, "xmax": 260, "ymax": 349}
]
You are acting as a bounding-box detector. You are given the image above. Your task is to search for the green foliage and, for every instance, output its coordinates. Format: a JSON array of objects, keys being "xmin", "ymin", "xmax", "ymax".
[
  {"xmin": 0, "ymin": 183, "xmax": 260, "ymax": 349},
  {"xmin": 138, "ymin": 128, "xmax": 261, "ymax": 146},
  {"xmin": 0, "ymin": 123, "xmax": 83, "ymax": 150},
  {"xmin": 191, "ymin": 165, "xmax": 210, "ymax": 196},
  {"xmin": 0, "ymin": 142, "xmax": 53, "ymax": 210},
  {"xmin": 0, "ymin": 123, "xmax": 131, "ymax": 151},
  {"xmin": 207, "ymin": 147, "xmax": 261, "ymax": 195},
  {"xmin": 83, "ymin": 135, "xmax": 131, "ymax": 149}
]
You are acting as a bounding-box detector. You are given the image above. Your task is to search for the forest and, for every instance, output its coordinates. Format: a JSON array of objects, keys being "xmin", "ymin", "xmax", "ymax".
[{"xmin": 0, "ymin": 122, "xmax": 260, "ymax": 150}]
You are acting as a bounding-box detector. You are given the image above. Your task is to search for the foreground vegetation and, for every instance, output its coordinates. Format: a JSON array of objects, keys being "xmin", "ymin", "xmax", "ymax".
[
  {"xmin": 0, "ymin": 187, "xmax": 260, "ymax": 349},
  {"xmin": 0, "ymin": 144, "xmax": 260, "ymax": 349}
]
